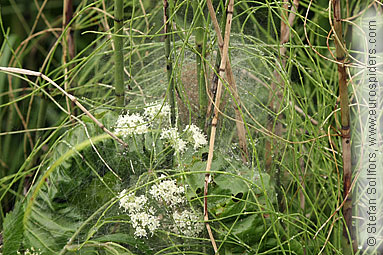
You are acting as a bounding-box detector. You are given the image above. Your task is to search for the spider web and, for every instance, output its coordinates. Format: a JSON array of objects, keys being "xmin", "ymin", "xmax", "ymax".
[{"xmin": 21, "ymin": 19, "xmax": 279, "ymax": 255}]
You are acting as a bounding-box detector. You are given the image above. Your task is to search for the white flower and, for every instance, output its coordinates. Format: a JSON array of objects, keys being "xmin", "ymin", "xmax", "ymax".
[
  {"xmin": 160, "ymin": 128, "xmax": 187, "ymax": 154},
  {"xmin": 172, "ymin": 210, "xmax": 204, "ymax": 237},
  {"xmin": 17, "ymin": 247, "xmax": 42, "ymax": 255},
  {"xmin": 144, "ymin": 102, "xmax": 171, "ymax": 120},
  {"xmin": 184, "ymin": 124, "xmax": 207, "ymax": 150},
  {"xmin": 118, "ymin": 190, "xmax": 160, "ymax": 238},
  {"xmin": 119, "ymin": 190, "xmax": 147, "ymax": 213},
  {"xmin": 149, "ymin": 176, "xmax": 186, "ymax": 207},
  {"xmin": 131, "ymin": 211, "xmax": 160, "ymax": 237},
  {"xmin": 115, "ymin": 112, "xmax": 148, "ymax": 137},
  {"xmin": 134, "ymin": 226, "xmax": 147, "ymax": 238},
  {"xmin": 118, "ymin": 177, "xmax": 201, "ymax": 239}
]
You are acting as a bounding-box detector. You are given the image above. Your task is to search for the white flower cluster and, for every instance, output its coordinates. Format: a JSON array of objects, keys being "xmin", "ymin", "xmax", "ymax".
[
  {"xmin": 16, "ymin": 247, "xmax": 42, "ymax": 255},
  {"xmin": 144, "ymin": 102, "xmax": 171, "ymax": 120},
  {"xmin": 184, "ymin": 124, "xmax": 208, "ymax": 150},
  {"xmin": 115, "ymin": 102, "xmax": 171, "ymax": 138},
  {"xmin": 115, "ymin": 112, "xmax": 148, "ymax": 137},
  {"xmin": 119, "ymin": 177, "xmax": 204, "ymax": 238},
  {"xmin": 149, "ymin": 176, "xmax": 186, "ymax": 207},
  {"xmin": 114, "ymin": 102, "xmax": 208, "ymax": 154},
  {"xmin": 119, "ymin": 191, "xmax": 148, "ymax": 212},
  {"xmin": 160, "ymin": 128, "xmax": 187, "ymax": 154},
  {"xmin": 160, "ymin": 125, "xmax": 207, "ymax": 154},
  {"xmin": 119, "ymin": 190, "xmax": 160, "ymax": 238},
  {"xmin": 172, "ymin": 210, "xmax": 204, "ymax": 237}
]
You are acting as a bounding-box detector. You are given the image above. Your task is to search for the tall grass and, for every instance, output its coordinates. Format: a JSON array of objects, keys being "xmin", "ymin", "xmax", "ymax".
[{"xmin": 0, "ymin": 0, "xmax": 379, "ymax": 254}]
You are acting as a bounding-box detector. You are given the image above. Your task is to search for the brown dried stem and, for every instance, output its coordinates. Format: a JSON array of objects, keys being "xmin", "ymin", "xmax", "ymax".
[
  {"xmin": 203, "ymin": 0, "xmax": 235, "ymax": 253},
  {"xmin": 331, "ymin": 0, "xmax": 356, "ymax": 253},
  {"xmin": 206, "ymin": 0, "xmax": 248, "ymax": 162}
]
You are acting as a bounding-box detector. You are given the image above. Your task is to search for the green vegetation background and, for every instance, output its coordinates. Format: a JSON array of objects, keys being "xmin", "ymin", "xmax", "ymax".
[{"xmin": 0, "ymin": 0, "xmax": 378, "ymax": 254}]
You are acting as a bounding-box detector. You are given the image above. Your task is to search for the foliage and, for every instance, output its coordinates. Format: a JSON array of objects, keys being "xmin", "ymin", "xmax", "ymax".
[
  {"xmin": 3, "ymin": 200, "xmax": 24, "ymax": 254},
  {"xmin": 11, "ymin": 109, "xmax": 277, "ymax": 254},
  {"xmin": 1, "ymin": 0, "xmax": 380, "ymax": 254}
]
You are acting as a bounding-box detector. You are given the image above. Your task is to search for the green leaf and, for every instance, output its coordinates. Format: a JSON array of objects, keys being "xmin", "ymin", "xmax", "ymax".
[
  {"xmin": 3, "ymin": 200, "xmax": 24, "ymax": 255},
  {"xmin": 183, "ymin": 150, "xmax": 279, "ymax": 253},
  {"xmin": 24, "ymin": 198, "xmax": 82, "ymax": 253},
  {"xmin": 22, "ymin": 113, "xmax": 118, "ymax": 253}
]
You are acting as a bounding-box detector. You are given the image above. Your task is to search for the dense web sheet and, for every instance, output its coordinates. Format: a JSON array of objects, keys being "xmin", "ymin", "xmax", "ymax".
[{"xmin": 20, "ymin": 103, "xmax": 278, "ymax": 254}]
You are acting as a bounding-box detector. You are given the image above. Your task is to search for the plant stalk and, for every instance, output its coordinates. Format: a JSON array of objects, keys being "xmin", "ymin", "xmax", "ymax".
[
  {"xmin": 206, "ymin": 0, "xmax": 248, "ymax": 162},
  {"xmin": 163, "ymin": 0, "xmax": 176, "ymax": 126},
  {"xmin": 331, "ymin": 0, "xmax": 356, "ymax": 253},
  {"xmin": 62, "ymin": 0, "xmax": 75, "ymax": 120},
  {"xmin": 204, "ymin": 0, "xmax": 235, "ymax": 253},
  {"xmin": 192, "ymin": 1, "xmax": 207, "ymax": 129},
  {"xmin": 205, "ymin": 4, "xmax": 226, "ymax": 132},
  {"xmin": 113, "ymin": 0, "xmax": 125, "ymax": 108}
]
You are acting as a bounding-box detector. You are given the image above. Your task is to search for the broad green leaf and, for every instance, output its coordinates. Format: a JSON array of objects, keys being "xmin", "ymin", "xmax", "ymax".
[{"xmin": 3, "ymin": 200, "xmax": 24, "ymax": 254}]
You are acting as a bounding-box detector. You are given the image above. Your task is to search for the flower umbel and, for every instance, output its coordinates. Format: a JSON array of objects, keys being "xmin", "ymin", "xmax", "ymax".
[
  {"xmin": 115, "ymin": 112, "xmax": 148, "ymax": 137},
  {"xmin": 118, "ymin": 190, "xmax": 160, "ymax": 238},
  {"xmin": 160, "ymin": 128, "xmax": 187, "ymax": 154},
  {"xmin": 172, "ymin": 210, "xmax": 204, "ymax": 237},
  {"xmin": 144, "ymin": 102, "xmax": 171, "ymax": 120},
  {"xmin": 119, "ymin": 190, "xmax": 147, "ymax": 213},
  {"xmin": 130, "ymin": 211, "xmax": 160, "ymax": 238},
  {"xmin": 184, "ymin": 124, "xmax": 207, "ymax": 150},
  {"xmin": 149, "ymin": 175, "xmax": 186, "ymax": 207},
  {"xmin": 118, "ymin": 176, "xmax": 204, "ymax": 239}
]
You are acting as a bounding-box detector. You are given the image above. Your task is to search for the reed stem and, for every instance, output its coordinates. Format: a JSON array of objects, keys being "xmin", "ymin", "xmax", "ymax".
[
  {"xmin": 331, "ymin": 0, "xmax": 355, "ymax": 253},
  {"xmin": 205, "ymin": 2, "xmax": 226, "ymax": 131},
  {"xmin": 203, "ymin": 0, "xmax": 235, "ymax": 252},
  {"xmin": 206, "ymin": 0, "xmax": 248, "ymax": 162}
]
